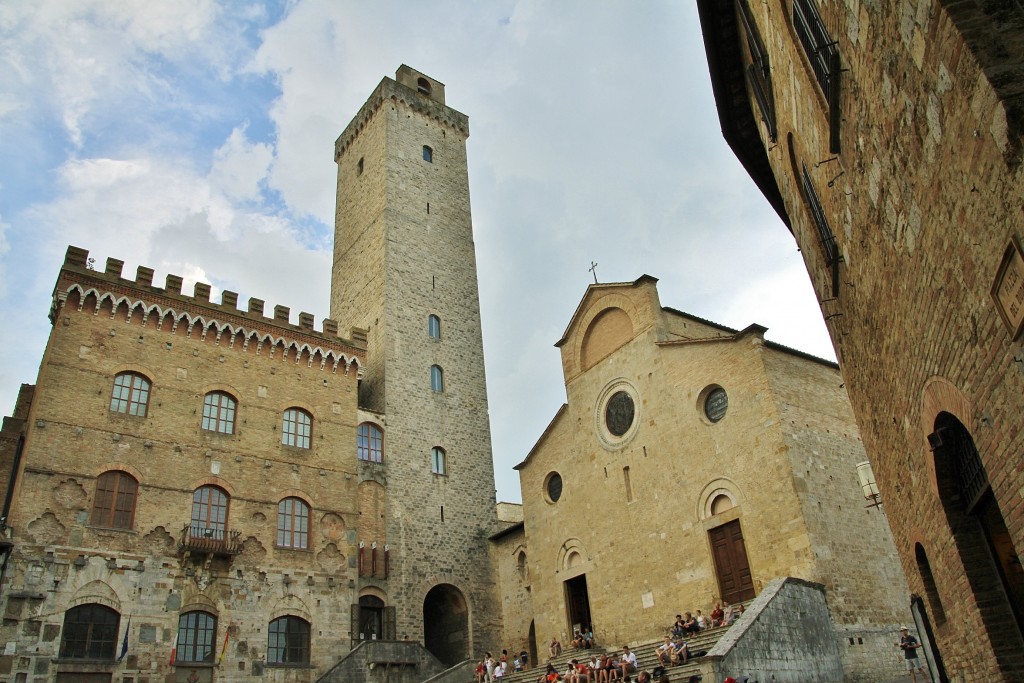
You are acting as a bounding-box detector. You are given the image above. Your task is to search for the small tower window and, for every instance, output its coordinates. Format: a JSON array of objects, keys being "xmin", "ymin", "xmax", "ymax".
[
  {"xmin": 357, "ymin": 157, "xmax": 364, "ymax": 175},
  {"xmin": 430, "ymin": 365, "xmax": 444, "ymax": 392},
  {"xmin": 431, "ymin": 447, "xmax": 446, "ymax": 475},
  {"xmin": 417, "ymin": 77, "xmax": 432, "ymax": 96},
  {"xmin": 422, "ymin": 146, "xmax": 433, "ymax": 163},
  {"xmin": 428, "ymin": 314, "xmax": 441, "ymax": 340}
]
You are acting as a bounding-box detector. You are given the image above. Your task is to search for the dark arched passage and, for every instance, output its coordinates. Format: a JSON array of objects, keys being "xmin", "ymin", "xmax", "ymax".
[
  {"xmin": 423, "ymin": 584, "xmax": 468, "ymax": 666},
  {"xmin": 932, "ymin": 412, "xmax": 1024, "ymax": 669}
]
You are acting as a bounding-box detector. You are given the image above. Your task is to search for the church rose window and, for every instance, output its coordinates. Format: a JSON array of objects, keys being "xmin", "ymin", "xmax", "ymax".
[
  {"xmin": 704, "ymin": 387, "xmax": 729, "ymax": 423},
  {"xmin": 605, "ymin": 391, "xmax": 635, "ymax": 436},
  {"xmin": 545, "ymin": 472, "xmax": 563, "ymax": 503}
]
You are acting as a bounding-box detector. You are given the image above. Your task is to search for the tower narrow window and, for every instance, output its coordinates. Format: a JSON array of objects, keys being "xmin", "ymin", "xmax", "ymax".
[
  {"xmin": 357, "ymin": 423, "xmax": 384, "ymax": 462},
  {"xmin": 428, "ymin": 314, "xmax": 441, "ymax": 340},
  {"xmin": 110, "ymin": 372, "xmax": 150, "ymax": 416},
  {"xmin": 357, "ymin": 157, "xmax": 364, "ymax": 175},
  {"xmin": 431, "ymin": 447, "xmax": 446, "ymax": 475},
  {"xmin": 422, "ymin": 145, "xmax": 433, "ymax": 163},
  {"xmin": 430, "ymin": 365, "xmax": 444, "ymax": 392},
  {"xmin": 282, "ymin": 408, "xmax": 312, "ymax": 449},
  {"xmin": 623, "ymin": 466, "xmax": 633, "ymax": 503}
]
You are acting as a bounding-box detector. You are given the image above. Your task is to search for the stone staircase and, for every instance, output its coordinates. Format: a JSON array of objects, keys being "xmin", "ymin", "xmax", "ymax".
[{"xmin": 499, "ymin": 625, "xmax": 734, "ymax": 683}]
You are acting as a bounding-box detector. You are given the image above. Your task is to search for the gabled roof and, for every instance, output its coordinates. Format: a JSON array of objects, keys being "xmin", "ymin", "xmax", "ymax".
[
  {"xmin": 514, "ymin": 403, "xmax": 568, "ymax": 471},
  {"xmin": 555, "ymin": 275, "xmax": 658, "ymax": 348}
]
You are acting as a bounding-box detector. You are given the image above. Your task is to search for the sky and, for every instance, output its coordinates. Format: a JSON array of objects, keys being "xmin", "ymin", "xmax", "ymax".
[{"xmin": 0, "ymin": 1, "xmax": 835, "ymax": 504}]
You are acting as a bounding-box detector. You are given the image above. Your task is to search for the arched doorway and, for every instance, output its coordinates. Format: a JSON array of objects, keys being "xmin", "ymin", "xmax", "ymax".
[
  {"xmin": 931, "ymin": 412, "xmax": 1024, "ymax": 666},
  {"xmin": 351, "ymin": 595, "xmax": 395, "ymax": 645},
  {"xmin": 423, "ymin": 584, "xmax": 469, "ymax": 666}
]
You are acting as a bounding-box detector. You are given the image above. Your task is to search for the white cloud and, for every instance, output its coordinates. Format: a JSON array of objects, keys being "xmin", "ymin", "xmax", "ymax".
[{"xmin": 210, "ymin": 126, "xmax": 274, "ymax": 202}]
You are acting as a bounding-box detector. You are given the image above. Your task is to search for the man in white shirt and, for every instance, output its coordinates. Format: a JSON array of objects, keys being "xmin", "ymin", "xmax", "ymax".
[{"xmin": 619, "ymin": 646, "xmax": 637, "ymax": 679}]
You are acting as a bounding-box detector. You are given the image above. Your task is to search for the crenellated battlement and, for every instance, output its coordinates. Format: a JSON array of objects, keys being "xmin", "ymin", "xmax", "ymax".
[
  {"xmin": 333, "ymin": 74, "xmax": 469, "ymax": 163},
  {"xmin": 53, "ymin": 246, "xmax": 365, "ymax": 372}
]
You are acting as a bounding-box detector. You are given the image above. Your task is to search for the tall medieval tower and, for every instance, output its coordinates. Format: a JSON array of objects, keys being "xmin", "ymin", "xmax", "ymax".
[{"xmin": 330, "ymin": 66, "xmax": 501, "ymax": 661}]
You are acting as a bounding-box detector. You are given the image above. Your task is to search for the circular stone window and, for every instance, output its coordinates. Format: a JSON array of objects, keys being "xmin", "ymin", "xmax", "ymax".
[
  {"xmin": 703, "ymin": 386, "xmax": 729, "ymax": 423},
  {"xmin": 605, "ymin": 391, "xmax": 635, "ymax": 436},
  {"xmin": 544, "ymin": 472, "xmax": 563, "ymax": 503}
]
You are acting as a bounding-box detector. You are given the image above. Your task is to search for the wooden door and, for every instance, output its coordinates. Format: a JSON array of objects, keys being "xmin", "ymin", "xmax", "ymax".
[{"xmin": 709, "ymin": 519, "xmax": 755, "ymax": 603}]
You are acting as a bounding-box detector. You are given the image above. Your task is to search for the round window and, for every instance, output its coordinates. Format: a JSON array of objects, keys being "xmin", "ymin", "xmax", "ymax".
[
  {"xmin": 545, "ymin": 472, "xmax": 563, "ymax": 503},
  {"xmin": 704, "ymin": 387, "xmax": 728, "ymax": 423},
  {"xmin": 605, "ymin": 391, "xmax": 635, "ymax": 436}
]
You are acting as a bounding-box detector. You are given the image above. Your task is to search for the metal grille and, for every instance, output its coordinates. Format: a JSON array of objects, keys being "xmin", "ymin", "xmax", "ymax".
[
  {"xmin": 737, "ymin": 0, "xmax": 776, "ymax": 141},
  {"xmin": 952, "ymin": 427, "xmax": 990, "ymax": 513},
  {"xmin": 793, "ymin": 0, "xmax": 841, "ymax": 151},
  {"xmin": 801, "ymin": 163, "xmax": 840, "ymax": 296}
]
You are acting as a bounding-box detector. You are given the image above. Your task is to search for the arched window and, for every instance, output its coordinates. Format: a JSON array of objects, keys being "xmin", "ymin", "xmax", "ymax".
[
  {"xmin": 431, "ymin": 447, "xmax": 446, "ymax": 475},
  {"xmin": 430, "ymin": 365, "xmax": 444, "ymax": 392},
  {"xmin": 268, "ymin": 616, "xmax": 310, "ymax": 664},
  {"xmin": 110, "ymin": 372, "xmax": 150, "ymax": 416},
  {"xmin": 417, "ymin": 77, "xmax": 432, "ymax": 95},
  {"xmin": 422, "ymin": 145, "xmax": 433, "ymax": 163},
  {"xmin": 60, "ymin": 604, "xmax": 120, "ymax": 659},
  {"xmin": 176, "ymin": 611, "xmax": 217, "ymax": 663},
  {"xmin": 357, "ymin": 423, "xmax": 384, "ymax": 463},
  {"xmin": 428, "ymin": 314, "xmax": 441, "ymax": 340},
  {"xmin": 90, "ymin": 471, "xmax": 138, "ymax": 529},
  {"xmin": 202, "ymin": 392, "xmax": 236, "ymax": 434},
  {"xmin": 277, "ymin": 497, "xmax": 310, "ymax": 549},
  {"xmin": 191, "ymin": 486, "xmax": 229, "ymax": 540},
  {"xmin": 282, "ymin": 408, "xmax": 312, "ymax": 449}
]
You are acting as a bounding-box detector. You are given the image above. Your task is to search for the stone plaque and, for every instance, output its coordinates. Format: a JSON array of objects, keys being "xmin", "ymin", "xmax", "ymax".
[{"xmin": 991, "ymin": 236, "xmax": 1024, "ymax": 339}]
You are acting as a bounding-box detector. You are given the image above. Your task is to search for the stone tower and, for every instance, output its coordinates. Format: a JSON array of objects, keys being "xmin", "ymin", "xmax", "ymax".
[{"xmin": 330, "ymin": 66, "xmax": 500, "ymax": 661}]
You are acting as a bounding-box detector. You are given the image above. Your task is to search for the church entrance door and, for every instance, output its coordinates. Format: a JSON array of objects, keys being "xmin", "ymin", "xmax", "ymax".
[
  {"xmin": 709, "ymin": 519, "xmax": 755, "ymax": 604},
  {"xmin": 564, "ymin": 574, "xmax": 593, "ymax": 637},
  {"xmin": 423, "ymin": 584, "xmax": 469, "ymax": 667}
]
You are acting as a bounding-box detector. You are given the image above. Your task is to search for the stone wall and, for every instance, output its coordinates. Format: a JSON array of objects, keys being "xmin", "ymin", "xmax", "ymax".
[
  {"xmin": 698, "ymin": 1, "xmax": 1024, "ymax": 678},
  {"xmin": 0, "ymin": 248, "xmax": 366, "ymax": 683}
]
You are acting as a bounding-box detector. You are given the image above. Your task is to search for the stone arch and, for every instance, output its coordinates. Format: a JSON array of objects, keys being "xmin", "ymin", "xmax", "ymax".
[
  {"xmin": 180, "ymin": 590, "xmax": 219, "ymax": 616},
  {"xmin": 556, "ymin": 538, "xmax": 593, "ymax": 578},
  {"xmin": 423, "ymin": 584, "xmax": 469, "ymax": 667},
  {"xmin": 697, "ymin": 478, "xmax": 743, "ymax": 521},
  {"xmin": 569, "ymin": 292, "xmax": 641, "ymax": 376},
  {"xmin": 930, "ymin": 410, "xmax": 1024, "ymax": 663},
  {"xmin": 67, "ymin": 577, "xmax": 123, "ymax": 613},
  {"xmin": 270, "ymin": 594, "xmax": 312, "ymax": 623},
  {"xmin": 581, "ymin": 307, "xmax": 634, "ymax": 371}
]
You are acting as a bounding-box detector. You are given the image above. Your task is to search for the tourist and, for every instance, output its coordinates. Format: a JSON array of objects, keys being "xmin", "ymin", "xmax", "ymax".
[
  {"xmin": 550, "ymin": 637, "xmax": 563, "ymax": 658},
  {"xmin": 476, "ymin": 660, "xmax": 487, "ymax": 683},
  {"xmin": 695, "ymin": 610, "xmax": 708, "ymax": 631},
  {"xmin": 582, "ymin": 626, "xmax": 595, "ymax": 649},
  {"xmin": 619, "ymin": 645, "xmax": 638, "ymax": 680},
  {"xmin": 897, "ymin": 626, "xmax": 928, "ymax": 683},
  {"xmin": 723, "ymin": 602, "xmax": 735, "ymax": 626},
  {"xmin": 485, "ymin": 652, "xmax": 495, "ymax": 683},
  {"xmin": 656, "ymin": 637, "xmax": 675, "ymax": 667},
  {"xmin": 710, "ymin": 603, "xmax": 724, "ymax": 628},
  {"xmin": 672, "ymin": 637, "xmax": 689, "ymax": 665},
  {"xmin": 682, "ymin": 612, "xmax": 700, "ymax": 635},
  {"xmin": 671, "ymin": 614, "xmax": 685, "ymax": 639},
  {"xmin": 521, "ymin": 649, "xmax": 530, "ymax": 670}
]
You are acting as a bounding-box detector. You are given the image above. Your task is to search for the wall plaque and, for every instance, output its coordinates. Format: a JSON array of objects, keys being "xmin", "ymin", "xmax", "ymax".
[{"xmin": 991, "ymin": 236, "xmax": 1024, "ymax": 339}]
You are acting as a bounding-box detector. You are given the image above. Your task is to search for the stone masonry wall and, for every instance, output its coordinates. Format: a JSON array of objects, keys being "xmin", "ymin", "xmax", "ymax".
[
  {"xmin": 0, "ymin": 251, "xmax": 367, "ymax": 683},
  {"xmin": 725, "ymin": 1, "xmax": 1024, "ymax": 679}
]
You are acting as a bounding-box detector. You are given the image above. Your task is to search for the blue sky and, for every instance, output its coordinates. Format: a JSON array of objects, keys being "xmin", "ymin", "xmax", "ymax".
[{"xmin": 0, "ymin": 1, "xmax": 834, "ymax": 504}]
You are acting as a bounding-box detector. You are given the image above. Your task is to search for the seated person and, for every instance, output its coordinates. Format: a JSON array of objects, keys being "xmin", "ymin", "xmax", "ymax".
[
  {"xmin": 539, "ymin": 663, "xmax": 560, "ymax": 683},
  {"xmin": 670, "ymin": 614, "xmax": 685, "ymax": 639},
  {"xmin": 619, "ymin": 646, "xmax": 638, "ymax": 680},
  {"xmin": 671, "ymin": 638, "xmax": 688, "ymax": 665},
  {"xmin": 656, "ymin": 637, "xmax": 675, "ymax": 667},
  {"xmin": 723, "ymin": 602, "xmax": 736, "ymax": 625},
  {"xmin": 582, "ymin": 627, "xmax": 595, "ymax": 649},
  {"xmin": 550, "ymin": 637, "xmax": 563, "ymax": 657},
  {"xmin": 564, "ymin": 662, "xmax": 579, "ymax": 683},
  {"xmin": 576, "ymin": 659, "xmax": 591, "ymax": 683},
  {"xmin": 710, "ymin": 603, "xmax": 724, "ymax": 628},
  {"xmin": 682, "ymin": 612, "xmax": 700, "ymax": 635},
  {"xmin": 572, "ymin": 630, "xmax": 584, "ymax": 650},
  {"xmin": 606, "ymin": 654, "xmax": 621, "ymax": 682},
  {"xmin": 521, "ymin": 649, "xmax": 530, "ymax": 670},
  {"xmin": 695, "ymin": 610, "xmax": 708, "ymax": 631}
]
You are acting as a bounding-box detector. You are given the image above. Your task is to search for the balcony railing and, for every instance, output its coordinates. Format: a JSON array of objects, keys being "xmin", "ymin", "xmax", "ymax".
[{"xmin": 179, "ymin": 524, "xmax": 243, "ymax": 556}]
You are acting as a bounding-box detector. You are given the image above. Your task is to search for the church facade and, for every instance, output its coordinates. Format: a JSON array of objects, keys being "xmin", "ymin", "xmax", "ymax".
[
  {"xmin": 698, "ymin": 2, "xmax": 1024, "ymax": 679},
  {"xmin": 501, "ymin": 276, "xmax": 910, "ymax": 682},
  {"xmin": 0, "ymin": 66, "xmax": 502, "ymax": 683}
]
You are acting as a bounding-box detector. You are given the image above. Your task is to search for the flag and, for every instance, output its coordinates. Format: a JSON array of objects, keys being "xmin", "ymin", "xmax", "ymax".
[
  {"xmin": 117, "ymin": 615, "xmax": 131, "ymax": 662},
  {"xmin": 169, "ymin": 629, "xmax": 178, "ymax": 666},
  {"xmin": 218, "ymin": 627, "xmax": 229, "ymax": 664}
]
